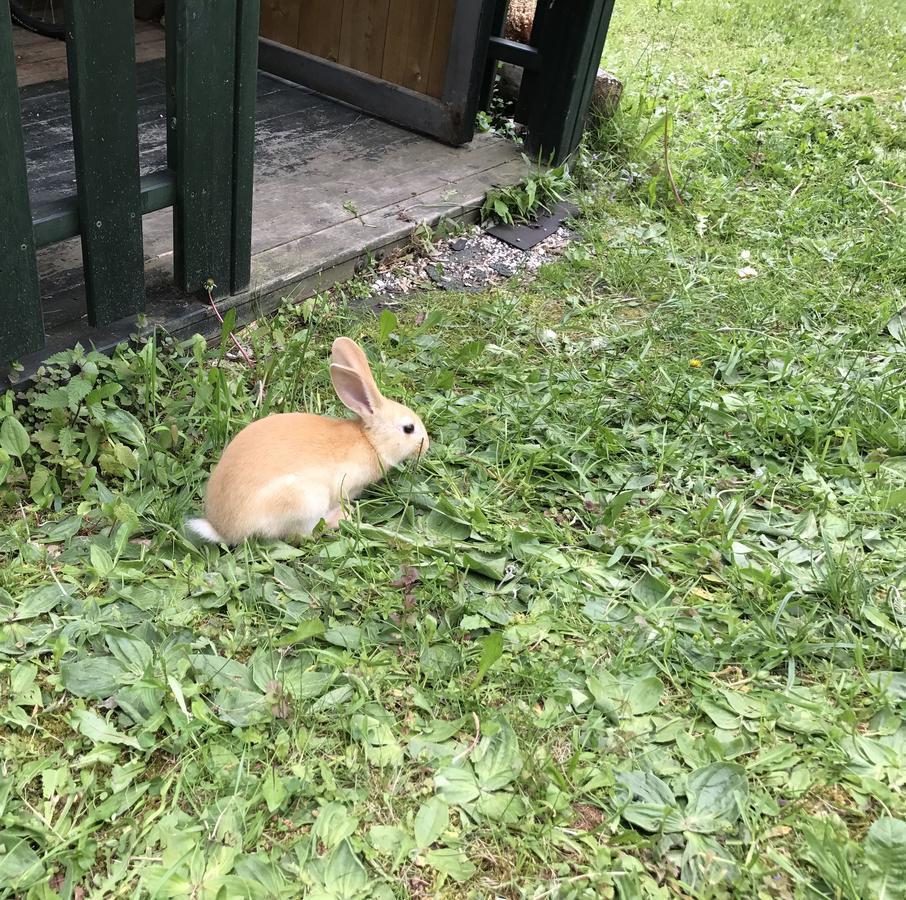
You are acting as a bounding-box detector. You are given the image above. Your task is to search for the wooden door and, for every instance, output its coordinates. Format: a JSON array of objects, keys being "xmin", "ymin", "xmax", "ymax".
[{"xmin": 257, "ymin": 1, "xmax": 494, "ymax": 145}]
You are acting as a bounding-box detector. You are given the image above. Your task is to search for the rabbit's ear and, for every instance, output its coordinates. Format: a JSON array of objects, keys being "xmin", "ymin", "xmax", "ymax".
[
  {"xmin": 331, "ymin": 338, "xmax": 383, "ymax": 398},
  {"xmin": 330, "ymin": 363, "xmax": 382, "ymax": 418}
]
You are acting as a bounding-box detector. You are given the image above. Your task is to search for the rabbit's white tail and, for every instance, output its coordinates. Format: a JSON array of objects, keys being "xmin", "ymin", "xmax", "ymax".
[{"xmin": 187, "ymin": 518, "xmax": 223, "ymax": 544}]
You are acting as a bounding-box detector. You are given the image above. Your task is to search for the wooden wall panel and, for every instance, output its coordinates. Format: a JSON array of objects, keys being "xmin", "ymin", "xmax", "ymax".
[
  {"xmin": 381, "ymin": 0, "xmax": 440, "ymax": 95},
  {"xmin": 260, "ymin": 0, "xmax": 301, "ymax": 45},
  {"xmin": 297, "ymin": 0, "xmax": 343, "ymax": 62},
  {"xmin": 261, "ymin": 0, "xmax": 456, "ymax": 98},
  {"xmin": 338, "ymin": 0, "xmax": 391, "ymax": 78},
  {"xmin": 425, "ymin": 0, "xmax": 455, "ymax": 98}
]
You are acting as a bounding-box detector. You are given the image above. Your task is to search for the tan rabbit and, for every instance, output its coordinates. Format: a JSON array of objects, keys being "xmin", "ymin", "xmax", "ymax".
[{"xmin": 187, "ymin": 337, "xmax": 429, "ymax": 545}]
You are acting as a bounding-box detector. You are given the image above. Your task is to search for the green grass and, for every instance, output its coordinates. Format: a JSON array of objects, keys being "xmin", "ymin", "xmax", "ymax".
[{"xmin": 2, "ymin": 1, "xmax": 906, "ymax": 897}]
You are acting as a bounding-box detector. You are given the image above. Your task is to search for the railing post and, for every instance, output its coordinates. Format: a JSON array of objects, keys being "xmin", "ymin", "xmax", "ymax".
[
  {"xmin": 522, "ymin": 0, "xmax": 617, "ymax": 164},
  {"xmin": 0, "ymin": 4, "xmax": 45, "ymax": 362},
  {"xmin": 479, "ymin": 0, "xmax": 511, "ymax": 112},
  {"xmin": 63, "ymin": 0, "xmax": 146, "ymax": 326},
  {"xmin": 167, "ymin": 0, "xmax": 240, "ymax": 297},
  {"xmin": 231, "ymin": 0, "xmax": 260, "ymax": 294}
]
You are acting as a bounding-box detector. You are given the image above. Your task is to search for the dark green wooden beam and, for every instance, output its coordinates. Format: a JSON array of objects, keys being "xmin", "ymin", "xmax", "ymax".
[
  {"xmin": 231, "ymin": 0, "xmax": 260, "ymax": 294},
  {"xmin": 0, "ymin": 4, "xmax": 45, "ymax": 363},
  {"xmin": 488, "ymin": 37, "xmax": 541, "ymax": 71},
  {"xmin": 522, "ymin": 0, "xmax": 617, "ymax": 164},
  {"xmin": 168, "ymin": 0, "xmax": 238, "ymax": 296},
  {"xmin": 64, "ymin": 0, "xmax": 146, "ymax": 327},
  {"xmin": 32, "ymin": 171, "xmax": 176, "ymax": 249}
]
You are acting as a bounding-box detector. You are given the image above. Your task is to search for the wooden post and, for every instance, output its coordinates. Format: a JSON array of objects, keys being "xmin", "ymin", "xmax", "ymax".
[
  {"xmin": 231, "ymin": 0, "xmax": 260, "ymax": 294},
  {"xmin": 479, "ymin": 0, "xmax": 511, "ymax": 112},
  {"xmin": 64, "ymin": 0, "xmax": 146, "ymax": 326},
  {"xmin": 0, "ymin": 4, "xmax": 45, "ymax": 362},
  {"xmin": 522, "ymin": 0, "xmax": 617, "ymax": 164},
  {"xmin": 168, "ymin": 0, "xmax": 239, "ymax": 297}
]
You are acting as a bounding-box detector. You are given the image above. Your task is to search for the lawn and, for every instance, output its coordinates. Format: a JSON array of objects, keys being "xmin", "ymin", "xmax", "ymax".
[{"xmin": 2, "ymin": 0, "xmax": 905, "ymax": 897}]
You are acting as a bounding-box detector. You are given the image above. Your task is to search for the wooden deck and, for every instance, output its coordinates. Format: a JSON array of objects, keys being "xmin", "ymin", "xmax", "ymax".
[{"xmin": 13, "ymin": 21, "xmax": 526, "ymax": 374}]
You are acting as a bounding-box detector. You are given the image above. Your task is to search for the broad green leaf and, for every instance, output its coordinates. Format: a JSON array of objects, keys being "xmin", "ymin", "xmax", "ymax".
[
  {"xmin": 89, "ymin": 544, "xmax": 116, "ymax": 579},
  {"xmin": 603, "ymin": 490, "xmax": 634, "ymax": 526},
  {"xmin": 311, "ymin": 684, "xmax": 354, "ymax": 714},
  {"xmin": 14, "ymin": 584, "xmax": 70, "ymax": 621},
  {"xmin": 379, "ymin": 309, "xmax": 398, "ymax": 343},
  {"xmin": 322, "ymin": 841, "xmax": 368, "ymax": 896},
  {"xmin": 426, "ymin": 508, "xmax": 471, "ymax": 540},
  {"xmin": 167, "ymin": 675, "xmax": 190, "ymax": 720},
  {"xmin": 62, "ymin": 656, "xmax": 127, "ymax": 698},
  {"xmin": 275, "ymin": 618, "xmax": 325, "ymax": 646},
  {"xmin": 213, "ymin": 687, "xmax": 269, "ymax": 727},
  {"xmin": 470, "ymin": 631, "xmax": 503, "ymax": 690},
  {"xmin": 70, "ymin": 709, "xmax": 141, "ymax": 749},
  {"xmin": 880, "ymin": 487, "xmax": 906, "ymax": 511},
  {"xmin": 0, "ymin": 836, "xmax": 44, "ymax": 889},
  {"xmin": 139, "ymin": 868, "xmax": 192, "ymax": 898},
  {"xmin": 350, "ymin": 707, "xmax": 403, "ymax": 766},
  {"xmin": 699, "ymin": 700, "xmax": 740, "ymax": 731},
  {"xmin": 0, "ymin": 450, "xmax": 12, "ymax": 485},
  {"xmin": 368, "ymin": 825, "xmax": 415, "ymax": 861},
  {"xmin": 472, "ymin": 791, "xmax": 528, "ymax": 824},
  {"xmin": 681, "ymin": 832, "xmax": 739, "ymax": 891},
  {"xmin": 586, "ymin": 673, "xmax": 622, "ymax": 722},
  {"xmin": 233, "ymin": 853, "xmax": 289, "ymax": 896},
  {"xmin": 887, "ymin": 308, "xmax": 906, "ymax": 343},
  {"xmin": 473, "ymin": 720, "xmax": 523, "ymax": 791},
  {"xmin": 683, "ymin": 763, "xmax": 748, "ymax": 834},
  {"xmin": 286, "ymin": 670, "xmax": 337, "ymax": 700},
  {"xmin": 414, "ymin": 796, "xmax": 448, "ymax": 849},
  {"xmin": 616, "ymin": 771, "xmax": 684, "ymax": 833},
  {"xmin": 864, "ymin": 817, "xmax": 906, "ymax": 900},
  {"xmin": 322, "ymin": 624, "xmax": 361, "ymax": 650},
  {"xmin": 435, "ymin": 766, "xmax": 480, "ymax": 806},
  {"xmin": 425, "ymin": 848, "xmax": 476, "ymax": 882},
  {"xmin": 0, "ymin": 416, "xmax": 30, "ymax": 457},
  {"xmin": 721, "ymin": 689, "xmax": 767, "ymax": 719},
  {"xmin": 105, "ymin": 632, "xmax": 153, "ymax": 674},
  {"xmin": 627, "ymin": 676, "xmax": 665, "ymax": 715},
  {"xmin": 111, "ymin": 760, "xmax": 145, "ymax": 793},
  {"xmin": 190, "ymin": 654, "xmax": 251, "ymax": 689},
  {"xmin": 630, "ymin": 572, "xmax": 671, "ymax": 606},
  {"xmin": 420, "ymin": 643, "xmax": 461, "ymax": 681},
  {"xmin": 9, "ymin": 663, "xmax": 40, "ymax": 707},
  {"xmin": 871, "ymin": 672, "xmax": 906, "ymax": 703},
  {"xmin": 314, "ymin": 803, "xmax": 358, "ymax": 849},
  {"xmin": 461, "ymin": 550, "xmax": 508, "ymax": 581},
  {"xmin": 261, "ymin": 769, "xmax": 286, "ymax": 813},
  {"xmin": 98, "ymin": 408, "xmax": 146, "ymax": 445}
]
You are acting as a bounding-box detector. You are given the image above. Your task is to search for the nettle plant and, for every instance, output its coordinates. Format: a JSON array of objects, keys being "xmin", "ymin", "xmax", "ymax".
[
  {"xmin": 0, "ymin": 338, "xmax": 217, "ymax": 512},
  {"xmin": 481, "ymin": 159, "xmax": 574, "ymax": 225}
]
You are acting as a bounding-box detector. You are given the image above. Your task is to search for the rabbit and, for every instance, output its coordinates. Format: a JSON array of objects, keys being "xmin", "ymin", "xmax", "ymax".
[{"xmin": 187, "ymin": 337, "xmax": 429, "ymax": 545}]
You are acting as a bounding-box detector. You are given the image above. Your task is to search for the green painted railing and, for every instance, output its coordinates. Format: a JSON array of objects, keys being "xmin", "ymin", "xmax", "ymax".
[
  {"xmin": 484, "ymin": 0, "xmax": 617, "ymax": 164},
  {"xmin": 0, "ymin": 0, "xmax": 260, "ymax": 366}
]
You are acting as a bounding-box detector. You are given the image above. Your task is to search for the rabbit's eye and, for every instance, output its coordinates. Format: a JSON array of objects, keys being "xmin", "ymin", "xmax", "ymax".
[{"xmin": 403, "ymin": 423, "xmax": 415, "ymax": 434}]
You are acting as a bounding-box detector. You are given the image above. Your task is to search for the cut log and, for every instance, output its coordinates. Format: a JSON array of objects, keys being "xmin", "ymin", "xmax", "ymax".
[{"xmin": 497, "ymin": 63, "xmax": 623, "ymax": 119}]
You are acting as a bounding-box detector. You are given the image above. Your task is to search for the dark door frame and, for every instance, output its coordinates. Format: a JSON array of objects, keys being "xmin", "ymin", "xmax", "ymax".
[{"xmin": 257, "ymin": 0, "xmax": 495, "ymax": 146}]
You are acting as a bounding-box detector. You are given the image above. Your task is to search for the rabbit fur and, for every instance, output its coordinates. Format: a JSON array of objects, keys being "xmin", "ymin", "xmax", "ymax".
[{"xmin": 187, "ymin": 337, "xmax": 428, "ymax": 545}]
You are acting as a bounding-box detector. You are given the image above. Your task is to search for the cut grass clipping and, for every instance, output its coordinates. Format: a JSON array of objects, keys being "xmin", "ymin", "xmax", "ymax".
[{"xmin": 2, "ymin": 0, "xmax": 906, "ymax": 897}]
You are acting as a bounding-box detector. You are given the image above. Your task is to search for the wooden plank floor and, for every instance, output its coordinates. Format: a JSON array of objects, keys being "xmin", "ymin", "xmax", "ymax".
[
  {"xmin": 13, "ymin": 18, "xmax": 166, "ymax": 86},
  {"xmin": 12, "ymin": 21, "xmax": 527, "ymax": 375}
]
